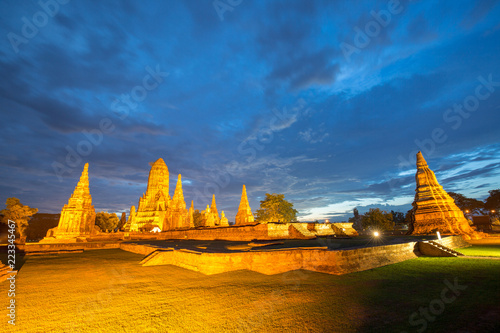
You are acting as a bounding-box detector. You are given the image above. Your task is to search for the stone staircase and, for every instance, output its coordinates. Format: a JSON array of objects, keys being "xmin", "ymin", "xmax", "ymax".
[
  {"xmin": 290, "ymin": 224, "xmax": 317, "ymax": 238},
  {"xmin": 139, "ymin": 249, "xmax": 164, "ymax": 265},
  {"xmin": 418, "ymin": 240, "xmax": 465, "ymax": 257},
  {"xmin": 330, "ymin": 224, "xmax": 348, "ymax": 237}
]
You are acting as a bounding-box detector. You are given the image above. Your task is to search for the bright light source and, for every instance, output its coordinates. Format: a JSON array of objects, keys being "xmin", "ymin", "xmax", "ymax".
[
  {"xmin": 325, "ymin": 219, "xmax": 329, "ymax": 223},
  {"xmin": 465, "ymin": 210, "xmax": 469, "ymax": 214},
  {"xmin": 436, "ymin": 231, "xmax": 441, "ymax": 241},
  {"xmin": 373, "ymin": 231, "xmax": 379, "ymax": 237}
]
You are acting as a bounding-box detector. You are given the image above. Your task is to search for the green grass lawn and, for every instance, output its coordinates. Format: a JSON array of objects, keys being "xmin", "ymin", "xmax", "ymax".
[
  {"xmin": 459, "ymin": 245, "xmax": 500, "ymax": 257},
  {"xmin": 1, "ymin": 248, "xmax": 499, "ymax": 333}
]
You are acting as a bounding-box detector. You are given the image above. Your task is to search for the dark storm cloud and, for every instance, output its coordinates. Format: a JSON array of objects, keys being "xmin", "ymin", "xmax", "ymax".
[
  {"xmin": 53, "ymin": 13, "xmax": 78, "ymax": 31},
  {"xmin": 29, "ymin": 96, "xmax": 97, "ymax": 133},
  {"xmin": 268, "ymin": 50, "xmax": 340, "ymax": 91},
  {"xmin": 252, "ymin": 0, "xmax": 341, "ymax": 94}
]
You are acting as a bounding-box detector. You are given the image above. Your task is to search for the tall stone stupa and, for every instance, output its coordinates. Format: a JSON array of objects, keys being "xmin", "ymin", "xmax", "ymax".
[
  {"xmin": 42, "ymin": 163, "xmax": 97, "ymax": 242},
  {"xmin": 235, "ymin": 185, "xmax": 255, "ymax": 225},
  {"xmin": 409, "ymin": 152, "xmax": 480, "ymax": 240}
]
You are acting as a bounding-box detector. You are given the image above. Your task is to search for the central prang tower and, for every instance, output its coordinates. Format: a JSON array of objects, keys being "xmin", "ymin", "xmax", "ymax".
[
  {"xmin": 125, "ymin": 158, "xmax": 192, "ymax": 232},
  {"xmin": 146, "ymin": 158, "xmax": 169, "ymax": 200}
]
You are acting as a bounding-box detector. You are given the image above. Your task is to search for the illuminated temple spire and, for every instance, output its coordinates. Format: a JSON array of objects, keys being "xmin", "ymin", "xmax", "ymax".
[
  {"xmin": 235, "ymin": 185, "xmax": 254, "ymax": 225},
  {"xmin": 210, "ymin": 194, "xmax": 220, "ymax": 225},
  {"xmin": 188, "ymin": 200, "xmax": 194, "ymax": 228},
  {"xmin": 410, "ymin": 152, "xmax": 480, "ymax": 240},
  {"xmin": 172, "ymin": 174, "xmax": 186, "ymax": 209},
  {"xmin": 43, "ymin": 163, "xmax": 96, "ymax": 241},
  {"xmin": 165, "ymin": 174, "xmax": 190, "ymax": 230}
]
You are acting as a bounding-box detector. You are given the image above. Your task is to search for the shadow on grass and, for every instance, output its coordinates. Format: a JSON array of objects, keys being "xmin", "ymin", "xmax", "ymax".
[
  {"xmin": 0, "ymin": 245, "xmax": 27, "ymax": 272},
  {"xmin": 352, "ymin": 257, "xmax": 500, "ymax": 333}
]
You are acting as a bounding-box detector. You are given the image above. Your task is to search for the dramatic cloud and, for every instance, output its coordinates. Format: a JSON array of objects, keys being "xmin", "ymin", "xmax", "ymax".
[{"xmin": 0, "ymin": 0, "xmax": 499, "ymax": 221}]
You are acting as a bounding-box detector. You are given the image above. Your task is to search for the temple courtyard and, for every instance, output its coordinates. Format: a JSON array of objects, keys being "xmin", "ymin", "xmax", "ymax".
[
  {"xmin": 2, "ymin": 238, "xmax": 499, "ymax": 333},
  {"xmin": 2, "ymin": 151, "xmax": 499, "ymax": 331}
]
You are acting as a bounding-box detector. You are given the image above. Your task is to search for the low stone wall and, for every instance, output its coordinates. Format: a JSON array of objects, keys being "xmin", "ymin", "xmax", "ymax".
[
  {"xmin": 331, "ymin": 223, "xmax": 358, "ymax": 236},
  {"xmin": 326, "ymin": 241, "xmax": 420, "ymax": 274},
  {"xmin": 156, "ymin": 222, "xmax": 355, "ymax": 241},
  {"xmin": 156, "ymin": 223, "xmax": 308, "ymax": 241},
  {"xmin": 288, "ymin": 224, "xmax": 316, "ymax": 238},
  {"xmin": 18, "ymin": 242, "xmax": 121, "ymax": 254},
  {"xmin": 267, "ymin": 223, "xmax": 291, "ymax": 238},
  {"xmin": 128, "ymin": 240, "xmax": 421, "ymax": 275},
  {"xmin": 314, "ymin": 224, "xmax": 335, "ymax": 236},
  {"xmin": 86, "ymin": 234, "xmax": 125, "ymax": 242},
  {"xmin": 438, "ymin": 235, "xmax": 471, "ymax": 249},
  {"xmin": 158, "ymin": 224, "xmax": 269, "ymax": 241},
  {"xmin": 35, "ymin": 223, "xmax": 356, "ymax": 244},
  {"xmin": 129, "ymin": 235, "xmax": 468, "ymax": 276},
  {"xmin": 119, "ymin": 243, "xmax": 162, "ymax": 256}
]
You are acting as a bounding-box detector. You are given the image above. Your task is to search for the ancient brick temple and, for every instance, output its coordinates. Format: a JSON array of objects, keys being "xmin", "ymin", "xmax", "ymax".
[
  {"xmin": 409, "ymin": 152, "xmax": 480, "ymax": 240},
  {"xmin": 235, "ymin": 185, "xmax": 255, "ymax": 225},
  {"xmin": 126, "ymin": 158, "xmax": 192, "ymax": 232},
  {"xmin": 166, "ymin": 174, "xmax": 190, "ymax": 230},
  {"xmin": 42, "ymin": 163, "xmax": 97, "ymax": 241}
]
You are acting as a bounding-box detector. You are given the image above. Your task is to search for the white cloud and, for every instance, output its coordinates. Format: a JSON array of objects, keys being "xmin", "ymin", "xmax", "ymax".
[
  {"xmin": 299, "ymin": 128, "xmax": 330, "ymax": 144},
  {"xmin": 299, "ymin": 198, "xmax": 383, "ymax": 221},
  {"xmin": 298, "ymin": 195, "xmax": 414, "ymax": 221}
]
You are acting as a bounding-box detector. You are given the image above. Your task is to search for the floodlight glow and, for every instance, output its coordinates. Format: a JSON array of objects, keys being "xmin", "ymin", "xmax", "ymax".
[{"xmin": 373, "ymin": 231, "xmax": 379, "ymax": 237}]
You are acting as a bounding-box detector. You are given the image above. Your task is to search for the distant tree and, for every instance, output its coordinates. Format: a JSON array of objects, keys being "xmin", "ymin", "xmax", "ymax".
[
  {"xmin": 390, "ymin": 211, "xmax": 406, "ymax": 225},
  {"xmin": 255, "ymin": 193, "xmax": 298, "ymax": 223},
  {"xmin": 95, "ymin": 212, "xmax": 120, "ymax": 232},
  {"xmin": 361, "ymin": 208, "xmax": 394, "ymax": 231},
  {"xmin": 193, "ymin": 209, "xmax": 203, "ymax": 227},
  {"xmin": 25, "ymin": 213, "xmax": 60, "ymax": 241},
  {"xmin": 348, "ymin": 208, "xmax": 363, "ymax": 231},
  {"xmin": 448, "ymin": 192, "xmax": 484, "ymax": 214},
  {"xmin": 117, "ymin": 212, "xmax": 127, "ymax": 231},
  {"xmin": 484, "ymin": 189, "xmax": 500, "ymax": 216},
  {"xmin": 405, "ymin": 208, "xmax": 416, "ymax": 234},
  {"xmin": 405, "ymin": 209, "xmax": 415, "ymax": 224},
  {"xmin": 0, "ymin": 198, "xmax": 38, "ymax": 240}
]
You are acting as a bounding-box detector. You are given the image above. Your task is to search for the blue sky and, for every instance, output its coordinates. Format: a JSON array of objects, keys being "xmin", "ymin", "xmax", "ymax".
[{"xmin": 1, "ymin": 0, "xmax": 499, "ymax": 221}]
